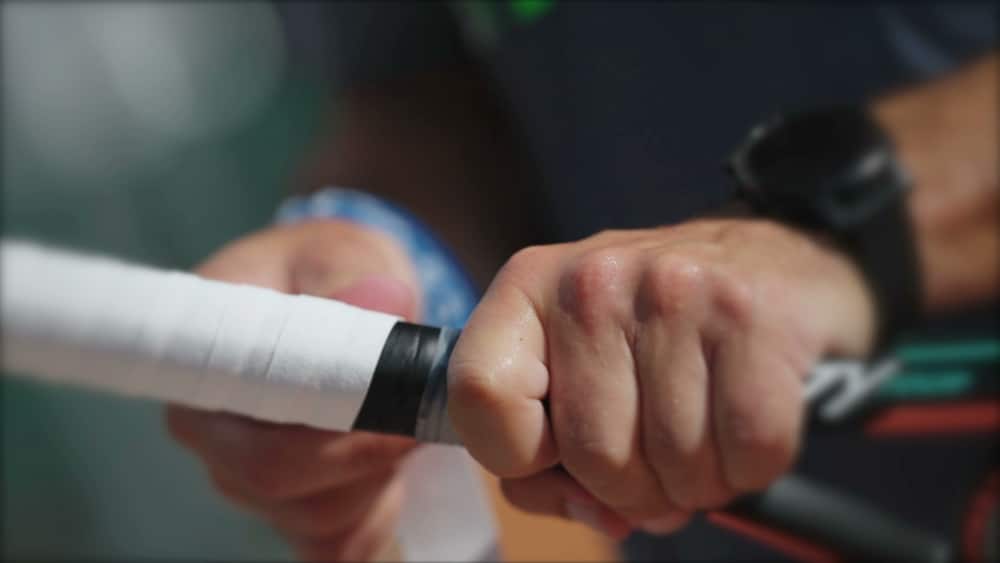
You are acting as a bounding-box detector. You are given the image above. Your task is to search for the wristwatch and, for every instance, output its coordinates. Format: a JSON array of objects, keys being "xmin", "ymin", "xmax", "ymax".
[{"xmin": 727, "ymin": 105, "xmax": 922, "ymax": 354}]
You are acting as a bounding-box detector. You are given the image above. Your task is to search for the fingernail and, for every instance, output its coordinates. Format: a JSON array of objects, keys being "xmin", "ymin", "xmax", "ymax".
[
  {"xmin": 565, "ymin": 501, "xmax": 609, "ymax": 536},
  {"xmin": 639, "ymin": 514, "xmax": 683, "ymax": 535}
]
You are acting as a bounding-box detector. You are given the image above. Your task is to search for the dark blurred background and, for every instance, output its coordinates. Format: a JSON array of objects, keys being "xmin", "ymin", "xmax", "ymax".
[{"xmin": 2, "ymin": 2, "xmax": 326, "ymax": 559}]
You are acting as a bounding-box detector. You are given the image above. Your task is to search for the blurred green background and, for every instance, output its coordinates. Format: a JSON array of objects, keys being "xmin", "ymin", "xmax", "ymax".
[{"xmin": 2, "ymin": 2, "xmax": 329, "ymax": 558}]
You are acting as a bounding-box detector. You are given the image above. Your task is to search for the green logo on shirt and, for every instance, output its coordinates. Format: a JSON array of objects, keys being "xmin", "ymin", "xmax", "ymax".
[
  {"xmin": 510, "ymin": 0, "xmax": 555, "ymax": 25},
  {"xmin": 453, "ymin": 0, "xmax": 554, "ymax": 54}
]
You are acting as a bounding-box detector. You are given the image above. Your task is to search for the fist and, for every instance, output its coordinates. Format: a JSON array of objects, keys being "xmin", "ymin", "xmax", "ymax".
[
  {"xmin": 448, "ymin": 219, "xmax": 875, "ymax": 536},
  {"xmin": 166, "ymin": 220, "xmax": 420, "ymax": 561}
]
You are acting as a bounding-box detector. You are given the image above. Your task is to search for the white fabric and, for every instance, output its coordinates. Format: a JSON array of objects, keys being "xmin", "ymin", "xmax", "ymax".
[
  {"xmin": 0, "ymin": 240, "xmax": 399, "ymax": 431},
  {"xmin": 397, "ymin": 445, "xmax": 499, "ymax": 562}
]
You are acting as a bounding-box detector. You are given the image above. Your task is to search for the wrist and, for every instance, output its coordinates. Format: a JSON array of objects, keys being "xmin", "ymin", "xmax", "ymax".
[
  {"xmin": 807, "ymin": 233, "xmax": 879, "ymax": 357},
  {"xmin": 715, "ymin": 219, "xmax": 878, "ymax": 358},
  {"xmin": 728, "ymin": 105, "xmax": 921, "ymax": 355}
]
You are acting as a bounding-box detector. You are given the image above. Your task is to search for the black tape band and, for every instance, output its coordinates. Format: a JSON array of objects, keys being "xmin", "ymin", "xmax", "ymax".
[
  {"xmin": 842, "ymin": 158, "xmax": 923, "ymax": 355},
  {"xmin": 352, "ymin": 322, "xmax": 442, "ymax": 436}
]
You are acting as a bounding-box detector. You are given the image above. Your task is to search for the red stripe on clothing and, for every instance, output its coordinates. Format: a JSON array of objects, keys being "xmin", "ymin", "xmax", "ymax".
[
  {"xmin": 707, "ymin": 511, "xmax": 840, "ymax": 563},
  {"xmin": 865, "ymin": 401, "xmax": 1000, "ymax": 436}
]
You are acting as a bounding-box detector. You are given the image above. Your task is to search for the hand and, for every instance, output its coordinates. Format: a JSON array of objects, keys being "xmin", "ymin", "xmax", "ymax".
[
  {"xmin": 448, "ymin": 219, "xmax": 875, "ymax": 536},
  {"xmin": 166, "ymin": 220, "xmax": 421, "ymax": 561}
]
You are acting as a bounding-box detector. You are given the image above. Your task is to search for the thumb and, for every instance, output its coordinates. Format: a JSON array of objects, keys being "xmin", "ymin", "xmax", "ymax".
[
  {"xmin": 289, "ymin": 224, "xmax": 421, "ymax": 321},
  {"xmin": 327, "ymin": 274, "xmax": 419, "ymax": 320}
]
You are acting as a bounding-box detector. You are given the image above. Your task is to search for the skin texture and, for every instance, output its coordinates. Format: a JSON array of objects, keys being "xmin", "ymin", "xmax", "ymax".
[
  {"xmin": 166, "ymin": 68, "xmax": 619, "ymax": 561},
  {"xmin": 166, "ymin": 53, "xmax": 997, "ymax": 558},
  {"xmin": 449, "ymin": 53, "xmax": 998, "ymax": 537},
  {"xmin": 448, "ymin": 219, "xmax": 873, "ymax": 534},
  {"xmin": 872, "ymin": 54, "xmax": 999, "ymax": 309},
  {"xmin": 166, "ymin": 220, "xmax": 422, "ymax": 562}
]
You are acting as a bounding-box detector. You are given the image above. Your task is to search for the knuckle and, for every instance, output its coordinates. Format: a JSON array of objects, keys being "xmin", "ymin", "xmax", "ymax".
[
  {"xmin": 560, "ymin": 249, "xmax": 627, "ymax": 325},
  {"xmin": 503, "ymin": 245, "xmax": 550, "ymax": 278},
  {"xmin": 448, "ymin": 362, "xmax": 502, "ymax": 413},
  {"xmin": 449, "ymin": 363, "xmax": 548, "ymax": 478},
  {"xmin": 712, "ymin": 275, "xmax": 756, "ymax": 329},
  {"xmin": 640, "ymin": 257, "xmax": 708, "ymax": 318}
]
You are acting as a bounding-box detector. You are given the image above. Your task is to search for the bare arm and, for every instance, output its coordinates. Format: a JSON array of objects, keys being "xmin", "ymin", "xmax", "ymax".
[{"xmin": 874, "ymin": 52, "xmax": 999, "ymax": 311}]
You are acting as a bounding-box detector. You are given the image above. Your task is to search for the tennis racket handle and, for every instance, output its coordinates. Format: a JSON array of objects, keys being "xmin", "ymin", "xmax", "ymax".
[{"xmin": 720, "ymin": 475, "xmax": 952, "ymax": 563}]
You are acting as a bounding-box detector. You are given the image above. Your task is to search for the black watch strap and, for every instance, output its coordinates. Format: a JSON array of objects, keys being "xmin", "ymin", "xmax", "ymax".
[
  {"xmin": 841, "ymin": 194, "xmax": 923, "ymax": 355},
  {"xmin": 727, "ymin": 105, "xmax": 924, "ymax": 357}
]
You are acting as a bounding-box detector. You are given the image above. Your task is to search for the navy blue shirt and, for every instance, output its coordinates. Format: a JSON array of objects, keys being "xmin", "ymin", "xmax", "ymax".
[{"xmin": 281, "ymin": 2, "xmax": 997, "ymax": 560}]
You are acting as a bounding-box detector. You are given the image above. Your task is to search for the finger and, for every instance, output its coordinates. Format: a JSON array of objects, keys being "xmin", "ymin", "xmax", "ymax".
[
  {"xmin": 632, "ymin": 258, "xmax": 738, "ymax": 513},
  {"xmin": 635, "ymin": 307, "xmax": 735, "ymax": 513},
  {"xmin": 448, "ymin": 247, "xmax": 557, "ymax": 477},
  {"xmin": 194, "ymin": 224, "xmax": 301, "ymax": 290},
  {"xmin": 204, "ymin": 465, "xmax": 400, "ymax": 538},
  {"xmin": 292, "ymin": 476, "xmax": 406, "ymax": 562},
  {"xmin": 289, "ymin": 221, "xmax": 420, "ymax": 320},
  {"xmin": 265, "ymin": 469, "xmax": 401, "ymax": 540},
  {"xmin": 166, "ymin": 407, "xmax": 415, "ymax": 500},
  {"xmin": 194, "ymin": 220, "xmax": 420, "ymax": 320},
  {"xmin": 547, "ymin": 250, "xmax": 676, "ymax": 525},
  {"xmin": 325, "ymin": 274, "xmax": 417, "ymax": 320},
  {"xmin": 500, "ymin": 468, "xmax": 637, "ymax": 539},
  {"xmin": 711, "ymin": 303, "xmax": 803, "ymax": 492}
]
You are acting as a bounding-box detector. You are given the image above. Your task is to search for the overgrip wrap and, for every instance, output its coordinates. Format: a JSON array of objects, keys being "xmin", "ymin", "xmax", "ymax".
[{"xmin": 353, "ymin": 322, "xmax": 461, "ymax": 443}]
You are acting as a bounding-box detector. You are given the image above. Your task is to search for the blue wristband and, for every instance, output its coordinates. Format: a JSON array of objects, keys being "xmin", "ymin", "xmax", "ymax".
[{"xmin": 274, "ymin": 188, "xmax": 479, "ymax": 328}]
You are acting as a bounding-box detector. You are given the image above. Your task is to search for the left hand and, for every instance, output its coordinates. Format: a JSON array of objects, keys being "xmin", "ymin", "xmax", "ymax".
[
  {"xmin": 448, "ymin": 219, "xmax": 876, "ymax": 536},
  {"xmin": 166, "ymin": 220, "xmax": 422, "ymax": 561}
]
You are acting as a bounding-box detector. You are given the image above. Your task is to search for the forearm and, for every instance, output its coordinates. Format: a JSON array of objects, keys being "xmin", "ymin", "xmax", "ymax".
[
  {"xmin": 873, "ymin": 52, "xmax": 999, "ymax": 312},
  {"xmin": 290, "ymin": 65, "xmax": 544, "ymax": 289}
]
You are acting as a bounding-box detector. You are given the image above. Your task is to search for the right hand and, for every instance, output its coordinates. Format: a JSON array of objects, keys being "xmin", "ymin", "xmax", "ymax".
[{"xmin": 165, "ymin": 220, "xmax": 422, "ymax": 561}]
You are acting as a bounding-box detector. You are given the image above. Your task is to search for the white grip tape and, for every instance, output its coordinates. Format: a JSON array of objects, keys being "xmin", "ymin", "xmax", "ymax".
[{"xmin": 0, "ymin": 240, "xmax": 400, "ymax": 431}]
